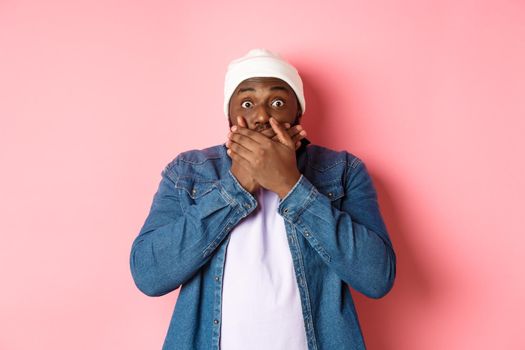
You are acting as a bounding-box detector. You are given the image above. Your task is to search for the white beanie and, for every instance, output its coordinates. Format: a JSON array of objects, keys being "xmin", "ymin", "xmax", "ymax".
[{"xmin": 223, "ymin": 48, "xmax": 306, "ymax": 118}]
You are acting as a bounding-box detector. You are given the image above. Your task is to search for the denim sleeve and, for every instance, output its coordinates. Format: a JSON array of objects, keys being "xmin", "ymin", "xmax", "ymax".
[
  {"xmin": 129, "ymin": 158, "xmax": 257, "ymax": 297},
  {"xmin": 277, "ymin": 158, "xmax": 396, "ymax": 299}
]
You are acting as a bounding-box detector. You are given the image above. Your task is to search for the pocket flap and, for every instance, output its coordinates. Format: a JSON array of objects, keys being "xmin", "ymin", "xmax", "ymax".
[
  {"xmin": 316, "ymin": 180, "xmax": 344, "ymax": 201},
  {"xmin": 176, "ymin": 176, "xmax": 217, "ymax": 199}
]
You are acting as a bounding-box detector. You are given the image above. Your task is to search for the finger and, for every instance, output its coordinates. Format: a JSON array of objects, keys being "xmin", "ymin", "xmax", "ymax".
[
  {"xmin": 269, "ymin": 117, "xmax": 294, "ymax": 147},
  {"xmin": 270, "ymin": 122, "xmax": 290, "ymax": 138},
  {"xmin": 290, "ymin": 133, "xmax": 302, "ymax": 145},
  {"xmin": 230, "ymin": 116, "xmax": 264, "ymax": 152},
  {"xmin": 229, "ymin": 132, "xmax": 260, "ymax": 153},
  {"xmin": 226, "ymin": 131, "xmax": 231, "ymax": 147},
  {"xmin": 272, "ymin": 129, "xmax": 298, "ymax": 143},
  {"xmin": 270, "ymin": 124, "xmax": 301, "ymax": 142},
  {"xmin": 226, "ymin": 148, "xmax": 252, "ymax": 171},
  {"xmin": 231, "ymin": 116, "xmax": 255, "ymax": 148},
  {"xmin": 232, "ymin": 123, "xmax": 272, "ymax": 145},
  {"xmin": 228, "ymin": 115, "xmax": 256, "ymax": 151},
  {"xmin": 287, "ymin": 125, "xmax": 304, "ymax": 139},
  {"xmin": 237, "ymin": 115, "xmax": 248, "ymax": 128},
  {"xmin": 229, "ymin": 139, "xmax": 255, "ymax": 161},
  {"xmin": 291, "ymin": 128, "xmax": 307, "ymax": 143}
]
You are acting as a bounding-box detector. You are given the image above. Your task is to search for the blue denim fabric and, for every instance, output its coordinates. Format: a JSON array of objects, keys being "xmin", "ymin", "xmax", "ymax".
[{"xmin": 129, "ymin": 138, "xmax": 396, "ymax": 350}]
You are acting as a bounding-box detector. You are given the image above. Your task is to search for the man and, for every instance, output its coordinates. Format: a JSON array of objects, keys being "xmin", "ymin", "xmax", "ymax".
[{"xmin": 130, "ymin": 48, "xmax": 396, "ymax": 350}]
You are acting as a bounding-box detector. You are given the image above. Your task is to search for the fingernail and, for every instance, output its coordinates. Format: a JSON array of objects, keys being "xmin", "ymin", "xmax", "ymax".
[
  {"xmin": 297, "ymin": 125, "xmax": 303, "ymax": 130},
  {"xmin": 231, "ymin": 125, "xmax": 238, "ymax": 131},
  {"xmin": 300, "ymin": 130, "xmax": 306, "ymax": 136},
  {"xmin": 227, "ymin": 132, "xmax": 232, "ymax": 138}
]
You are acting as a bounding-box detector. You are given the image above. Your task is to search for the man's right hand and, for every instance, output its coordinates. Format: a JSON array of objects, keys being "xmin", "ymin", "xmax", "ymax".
[
  {"xmin": 227, "ymin": 115, "xmax": 307, "ymax": 195},
  {"xmin": 231, "ymin": 158, "xmax": 262, "ymax": 194}
]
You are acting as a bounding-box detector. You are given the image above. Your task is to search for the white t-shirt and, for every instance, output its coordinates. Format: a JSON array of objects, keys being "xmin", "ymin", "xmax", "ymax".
[{"xmin": 220, "ymin": 187, "xmax": 308, "ymax": 350}]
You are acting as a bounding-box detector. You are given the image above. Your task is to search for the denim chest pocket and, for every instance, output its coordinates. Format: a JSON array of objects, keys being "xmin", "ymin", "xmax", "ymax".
[
  {"xmin": 316, "ymin": 180, "xmax": 344, "ymax": 201},
  {"xmin": 175, "ymin": 176, "xmax": 218, "ymax": 203},
  {"xmin": 306, "ymin": 157, "xmax": 346, "ymax": 205},
  {"xmin": 314, "ymin": 179, "xmax": 345, "ymax": 209}
]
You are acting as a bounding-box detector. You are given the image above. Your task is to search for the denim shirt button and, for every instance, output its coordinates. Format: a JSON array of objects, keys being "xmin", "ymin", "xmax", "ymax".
[
  {"xmin": 283, "ymin": 208, "xmax": 289, "ymax": 213},
  {"xmin": 244, "ymin": 203, "xmax": 251, "ymax": 208},
  {"xmin": 215, "ymin": 276, "xmax": 220, "ymax": 281},
  {"xmin": 213, "ymin": 319, "xmax": 219, "ymax": 324},
  {"xmin": 328, "ymin": 192, "xmax": 333, "ymax": 197},
  {"xmin": 305, "ymin": 231, "xmax": 310, "ymax": 237},
  {"xmin": 191, "ymin": 188, "xmax": 196, "ymax": 196}
]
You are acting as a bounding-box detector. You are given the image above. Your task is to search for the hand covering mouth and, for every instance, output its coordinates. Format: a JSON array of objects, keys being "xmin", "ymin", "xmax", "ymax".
[
  {"xmin": 255, "ymin": 125, "xmax": 275, "ymax": 138},
  {"xmin": 255, "ymin": 124, "xmax": 271, "ymax": 132}
]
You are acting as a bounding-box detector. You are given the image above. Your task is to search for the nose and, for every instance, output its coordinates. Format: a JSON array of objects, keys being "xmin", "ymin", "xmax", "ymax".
[{"xmin": 252, "ymin": 105, "xmax": 271, "ymax": 131}]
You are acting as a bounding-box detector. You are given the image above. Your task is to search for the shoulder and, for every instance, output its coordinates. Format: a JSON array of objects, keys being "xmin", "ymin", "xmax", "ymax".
[
  {"xmin": 173, "ymin": 144, "xmax": 224, "ymax": 165},
  {"xmin": 304, "ymin": 143, "xmax": 363, "ymax": 172},
  {"xmin": 302, "ymin": 143, "xmax": 379, "ymax": 207},
  {"xmin": 162, "ymin": 144, "xmax": 226, "ymax": 180},
  {"xmin": 300, "ymin": 143, "xmax": 368, "ymax": 201}
]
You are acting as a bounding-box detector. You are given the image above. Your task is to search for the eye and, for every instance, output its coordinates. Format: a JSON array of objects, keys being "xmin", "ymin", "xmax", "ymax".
[
  {"xmin": 271, "ymin": 99, "xmax": 285, "ymax": 108},
  {"xmin": 241, "ymin": 100, "xmax": 253, "ymax": 109}
]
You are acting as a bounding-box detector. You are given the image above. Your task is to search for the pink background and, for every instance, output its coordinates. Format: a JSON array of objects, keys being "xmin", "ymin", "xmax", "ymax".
[{"xmin": 1, "ymin": 0, "xmax": 524, "ymax": 349}]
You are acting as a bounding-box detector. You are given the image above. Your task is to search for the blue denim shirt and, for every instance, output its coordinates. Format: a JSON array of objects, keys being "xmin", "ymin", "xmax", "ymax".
[{"xmin": 129, "ymin": 138, "xmax": 396, "ymax": 349}]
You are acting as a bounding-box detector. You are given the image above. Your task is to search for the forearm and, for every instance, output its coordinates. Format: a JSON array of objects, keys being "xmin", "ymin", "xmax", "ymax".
[
  {"xmin": 130, "ymin": 201, "xmax": 233, "ymax": 296},
  {"xmin": 130, "ymin": 166, "xmax": 256, "ymax": 297},
  {"xmin": 278, "ymin": 167, "xmax": 396, "ymax": 299}
]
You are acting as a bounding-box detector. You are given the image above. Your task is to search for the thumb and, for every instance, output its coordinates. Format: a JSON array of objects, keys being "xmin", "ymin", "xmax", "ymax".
[
  {"xmin": 237, "ymin": 115, "xmax": 248, "ymax": 128},
  {"xmin": 269, "ymin": 117, "xmax": 293, "ymax": 148}
]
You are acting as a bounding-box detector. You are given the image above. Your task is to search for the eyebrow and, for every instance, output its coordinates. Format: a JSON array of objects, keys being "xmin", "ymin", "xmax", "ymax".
[{"xmin": 237, "ymin": 86, "xmax": 289, "ymax": 94}]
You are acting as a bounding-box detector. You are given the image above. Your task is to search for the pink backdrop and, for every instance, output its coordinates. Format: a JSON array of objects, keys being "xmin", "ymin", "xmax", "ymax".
[{"xmin": 1, "ymin": 1, "xmax": 524, "ymax": 349}]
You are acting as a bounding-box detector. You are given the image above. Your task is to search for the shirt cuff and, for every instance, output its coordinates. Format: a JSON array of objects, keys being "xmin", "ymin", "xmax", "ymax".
[
  {"xmin": 217, "ymin": 169, "xmax": 258, "ymax": 215},
  {"xmin": 277, "ymin": 174, "xmax": 318, "ymax": 222}
]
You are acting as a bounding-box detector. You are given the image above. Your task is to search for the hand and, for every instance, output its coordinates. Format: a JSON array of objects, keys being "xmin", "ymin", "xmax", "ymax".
[
  {"xmin": 226, "ymin": 116, "xmax": 306, "ymax": 196},
  {"xmin": 228, "ymin": 116, "xmax": 262, "ymax": 195},
  {"xmin": 226, "ymin": 117, "xmax": 302, "ymax": 199},
  {"xmin": 268, "ymin": 122, "xmax": 308, "ymax": 151},
  {"xmin": 230, "ymin": 156, "xmax": 261, "ymax": 194},
  {"xmin": 227, "ymin": 116, "xmax": 307, "ymax": 151}
]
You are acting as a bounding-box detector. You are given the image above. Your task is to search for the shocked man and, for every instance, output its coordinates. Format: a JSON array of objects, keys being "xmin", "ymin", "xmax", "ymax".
[{"xmin": 130, "ymin": 48, "xmax": 397, "ymax": 350}]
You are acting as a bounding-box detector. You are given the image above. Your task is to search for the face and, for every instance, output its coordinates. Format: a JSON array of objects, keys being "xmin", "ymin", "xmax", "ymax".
[{"xmin": 228, "ymin": 77, "xmax": 302, "ymax": 137}]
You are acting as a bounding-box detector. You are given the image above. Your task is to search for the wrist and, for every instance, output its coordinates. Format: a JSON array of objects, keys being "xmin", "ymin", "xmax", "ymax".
[{"xmin": 277, "ymin": 171, "xmax": 301, "ymax": 199}]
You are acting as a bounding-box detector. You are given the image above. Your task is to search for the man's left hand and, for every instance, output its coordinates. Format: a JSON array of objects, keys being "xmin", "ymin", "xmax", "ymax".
[{"xmin": 226, "ymin": 117, "xmax": 301, "ymax": 199}]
